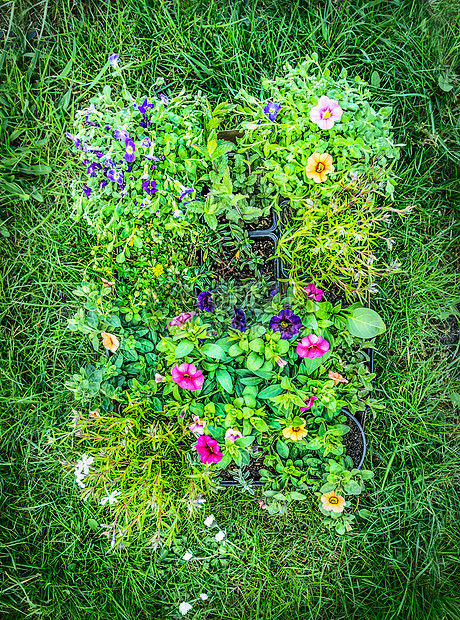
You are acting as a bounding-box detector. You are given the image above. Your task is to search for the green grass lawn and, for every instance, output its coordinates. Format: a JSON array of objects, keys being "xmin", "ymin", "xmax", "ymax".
[{"xmin": 1, "ymin": 0, "xmax": 459, "ymax": 618}]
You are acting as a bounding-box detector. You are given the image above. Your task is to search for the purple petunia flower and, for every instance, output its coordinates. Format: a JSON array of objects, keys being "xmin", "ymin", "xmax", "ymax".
[
  {"xmin": 65, "ymin": 132, "xmax": 81, "ymax": 149},
  {"xmin": 232, "ymin": 308, "xmax": 247, "ymax": 332},
  {"xmin": 83, "ymin": 185, "xmax": 91, "ymax": 198},
  {"xmin": 114, "ymin": 128, "xmax": 129, "ymax": 141},
  {"xmin": 108, "ymin": 53, "xmax": 120, "ymax": 68},
  {"xmin": 269, "ymin": 308, "xmax": 302, "ymax": 339},
  {"xmin": 197, "ymin": 291, "xmax": 215, "ymax": 313},
  {"xmin": 141, "ymin": 179, "xmax": 158, "ymax": 196},
  {"xmin": 124, "ymin": 139, "xmax": 136, "ymax": 163},
  {"xmin": 270, "ymin": 289, "xmax": 279, "ymax": 297},
  {"xmin": 159, "ymin": 93, "xmax": 169, "ymax": 105},
  {"xmin": 137, "ymin": 98, "xmax": 155, "ymax": 115},
  {"xmin": 263, "ymin": 101, "xmax": 281, "ymax": 122},
  {"xmin": 86, "ymin": 162, "xmax": 101, "ymax": 177},
  {"xmin": 141, "ymin": 137, "xmax": 151, "ymax": 148},
  {"xmin": 179, "ymin": 187, "xmax": 195, "ymax": 201},
  {"xmin": 107, "ymin": 169, "xmax": 124, "ymax": 186}
]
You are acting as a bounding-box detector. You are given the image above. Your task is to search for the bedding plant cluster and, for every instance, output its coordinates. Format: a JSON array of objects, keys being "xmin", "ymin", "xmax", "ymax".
[{"xmin": 62, "ymin": 56, "xmax": 398, "ymax": 548}]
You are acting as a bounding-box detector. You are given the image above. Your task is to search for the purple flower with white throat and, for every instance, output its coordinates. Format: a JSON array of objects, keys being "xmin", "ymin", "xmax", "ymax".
[
  {"xmin": 160, "ymin": 93, "xmax": 169, "ymax": 105},
  {"xmin": 107, "ymin": 169, "xmax": 124, "ymax": 186},
  {"xmin": 108, "ymin": 53, "xmax": 120, "ymax": 68},
  {"xmin": 86, "ymin": 162, "xmax": 101, "ymax": 177},
  {"xmin": 141, "ymin": 179, "xmax": 158, "ymax": 196},
  {"xmin": 66, "ymin": 132, "xmax": 81, "ymax": 149},
  {"xmin": 263, "ymin": 101, "xmax": 281, "ymax": 121},
  {"xmin": 269, "ymin": 309, "xmax": 302, "ymax": 339},
  {"xmin": 141, "ymin": 137, "xmax": 151, "ymax": 148},
  {"xmin": 85, "ymin": 103, "xmax": 99, "ymax": 126},
  {"xmin": 232, "ymin": 308, "xmax": 247, "ymax": 332},
  {"xmin": 310, "ymin": 96, "xmax": 343, "ymax": 130},
  {"xmin": 197, "ymin": 291, "xmax": 215, "ymax": 313},
  {"xmin": 189, "ymin": 415, "xmax": 206, "ymax": 435},
  {"xmin": 114, "ymin": 128, "xmax": 129, "ymax": 141},
  {"xmin": 124, "ymin": 139, "xmax": 136, "ymax": 163},
  {"xmin": 103, "ymin": 155, "xmax": 115, "ymax": 168},
  {"xmin": 225, "ymin": 428, "xmax": 243, "ymax": 442}
]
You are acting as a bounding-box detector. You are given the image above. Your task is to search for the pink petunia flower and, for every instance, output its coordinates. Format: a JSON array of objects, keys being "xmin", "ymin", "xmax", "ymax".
[
  {"xmin": 275, "ymin": 356, "xmax": 288, "ymax": 369},
  {"xmin": 195, "ymin": 435, "xmax": 223, "ymax": 464},
  {"xmin": 309, "ymin": 96, "xmax": 343, "ymax": 130},
  {"xmin": 171, "ymin": 363, "xmax": 205, "ymax": 391},
  {"xmin": 225, "ymin": 428, "xmax": 243, "ymax": 442},
  {"xmin": 189, "ymin": 414, "xmax": 206, "ymax": 435},
  {"xmin": 169, "ymin": 311, "xmax": 197, "ymax": 327},
  {"xmin": 296, "ymin": 335, "xmax": 330, "ymax": 359},
  {"xmin": 300, "ymin": 395, "xmax": 318, "ymax": 412},
  {"xmin": 303, "ymin": 283, "xmax": 324, "ymax": 302}
]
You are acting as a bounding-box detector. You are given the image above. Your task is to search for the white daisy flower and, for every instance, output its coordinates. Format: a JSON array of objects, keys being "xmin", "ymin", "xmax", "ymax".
[
  {"xmin": 179, "ymin": 601, "xmax": 193, "ymax": 616},
  {"xmin": 215, "ymin": 530, "xmax": 225, "ymax": 542},
  {"xmin": 100, "ymin": 490, "xmax": 121, "ymax": 506}
]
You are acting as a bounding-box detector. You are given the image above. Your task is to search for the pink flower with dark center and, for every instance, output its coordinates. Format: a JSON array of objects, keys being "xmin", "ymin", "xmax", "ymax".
[
  {"xmin": 169, "ymin": 311, "xmax": 197, "ymax": 327},
  {"xmin": 310, "ymin": 96, "xmax": 343, "ymax": 130},
  {"xmin": 195, "ymin": 435, "xmax": 223, "ymax": 464},
  {"xmin": 303, "ymin": 283, "xmax": 324, "ymax": 302},
  {"xmin": 225, "ymin": 428, "xmax": 243, "ymax": 442},
  {"xmin": 189, "ymin": 415, "xmax": 206, "ymax": 435},
  {"xmin": 296, "ymin": 335, "xmax": 330, "ymax": 359},
  {"xmin": 171, "ymin": 363, "xmax": 204, "ymax": 391},
  {"xmin": 300, "ymin": 395, "xmax": 318, "ymax": 412}
]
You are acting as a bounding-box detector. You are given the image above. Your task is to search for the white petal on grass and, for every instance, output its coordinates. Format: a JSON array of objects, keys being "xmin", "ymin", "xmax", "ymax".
[
  {"xmin": 204, "ymin": 514, "xmax": 215, "ymax": 527},
  {"xmin": 182, "ymin": 550, "xmax": 193, "ymax": 561},
  {"xmin": 179, "ymin": 601, "xmax": 193, "ymax": 616},
  {"xmin": 100, "ymin": 490, "xmax": 122, "ymax": 506},
  {"xmin": 199, "ymin": 593, "xmax": 208, "ymax": 601},
  {"xmin": 215, "ymin": 530, "xmax": 225, "ymax": 542}
]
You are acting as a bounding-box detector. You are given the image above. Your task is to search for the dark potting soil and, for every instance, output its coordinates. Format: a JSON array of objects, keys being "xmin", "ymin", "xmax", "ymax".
[
  {"xmin": 246, "ymin": 215, "xmax": 273, "ymax": 231},
  {"xmin": 204, "ymin": 236, "xmax": 276, "ymax": 281}
]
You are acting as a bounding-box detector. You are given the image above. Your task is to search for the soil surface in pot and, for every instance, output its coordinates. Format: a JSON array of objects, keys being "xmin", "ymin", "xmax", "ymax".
[
  {"xmin": 246, "ymin": 214, "xmax": 273, "ymax": 231},
  {"xmin": 203, "ymin": 236, "xmax": 276, "ymax": 281}
]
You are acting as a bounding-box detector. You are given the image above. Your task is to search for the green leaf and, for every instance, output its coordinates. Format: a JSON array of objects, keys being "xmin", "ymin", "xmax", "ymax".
[
  {"xmin": 252, "ymin": 418, "xmax": 269, "ymax": 432},
  {"xmin": 346, "ymin": 307, "xmax": 386, "ymax": 339},
  {"xmin": 86, "ymin": 311, "xmax": 99, "ymax": 328},
  {"xmin": 106, "ymin": 314, "xmax": 121, "ymax": 328},
  {"xmin": 236, "ymin": 436, "xmax": 256, "ymax": 448},
  {"xmin": 302, "ymin": 351, "xmax": 330, "ymax": 375},
  {"xmin": 200, "ymin": 343, "xmax": 227, "ymax": 360},
  {"xmin": 249, "ymin": 338, "xmax": 265, "ymax": 353},
  {"xmin": 370, "ymin": 70, "xmax": 380, "ymax": 88},
  {"xmin": 276, "ymin": 440, "xmax": 290, "ymax": 459},
  {"xmin": 438, "ymin": 73, "xmax": 454, "ymax": 92},
  {"xmin": 216, "ymin": 369, "xmax": 233, "ymax": 393},
  {"xmin": 228, "ymin": 343, "xmax": 243, "ymax": 357},
  {"xmin": 175, "ymin": 340, "xmax": 194, "ymax": 358},
  {"xmin": 290, "ymin": 491, "xmax": 307, "ymax": 501},
  {"xmin": 246, "ymin": 351, "xmax": 264, "ymax": 371},
  {"xmin": 258, "ymin": 385, "xmax": 283, "ymax": 399},
  {"xmin": 87, "ymin": 518, "xmax": 99, "ymax": 532},
  {"xmin": 216, "ymin": 452, "xmax": 232, "ymax": 469},
  {"xmin": 358, "ymin": 508, "xmax": 372, "ymax": 520},
  {"xmin": 343, "ymin": 480, "xmax": 362, "ymax": 495}
]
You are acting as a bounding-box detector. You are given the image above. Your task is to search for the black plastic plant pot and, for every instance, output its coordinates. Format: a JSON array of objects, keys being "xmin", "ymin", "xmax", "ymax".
[{"xmin": 218, "ymin": 409, "xmax": 366, "ymax": 488}]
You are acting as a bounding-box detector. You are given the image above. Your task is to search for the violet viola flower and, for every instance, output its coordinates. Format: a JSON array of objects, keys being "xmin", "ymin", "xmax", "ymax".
[
  {"xmin": 169, "ymin": 311, "xmax": 197, "ymax": 327},
  {"xmin": 171, "ymin": 363, "xmax": 205, "ymax": 391},
  {"xmin": 160, "ymin": 93, "xmax": 169, "ymax": 105},
  {"xmin": 232, "ymin": 308, "xmax": 247, "ymax": 332},
  {"xmin": 124, "ymin": 139, "xmax": 136, "ymax": 163},
  {"xmin": 107, "ymin": 169, "xmax": 124, "ymax": 186},
  {"xmin": 141, "ymin": 137, "xmax": 151, "ymax": 148},
  {"xmin": 99, "ymin": 179, "xmax": 108, "ymax": 190},
  {"xmin": 309, "ymin": 96, "xmax": 343, "ymax": 130},
  {"xmin": 197, "ymin": 291, "xmax": 215, "ymax": 313},
  {"xmin": 90, "ymin": 150, "xmax": 104, "ymax": 158},
  {"xmin": 263, "ymin": 101, "xmax": 281, "ymax": 121},
  {"xmin": 86, "ymin": 162, "xmax": 101, "ymax": 177},
  {"xmin": 269, "ymin": 309, "xmax": 302, "ymax": 339},
  {"xmin": 270, "ymin": 289, "xmax": 279, "ymax": 297},
  {"xmin": 300, "ymin": 395, "xmax": 318, "ymax": 412},
  {"xmin": 296, "ymin": 335, "xmax": 330, "ymax": 359},
  {"xmin": 189, "ymin": 415, "xmax": 206, "ymax": 435},
  {"xmin": 103, "ymin": 155, "xmax": 115, "ymax": 168},
  {"xmin": 173, "ymin": 209, "xmax": 183, "ymax": 219},
  {"xmin": 195, "ymin": 435, "xmax": 223, "ymax": 464},
  {"xmin": 141, "ymin": 180, "xmax": 158, "ymax": 196},
  {"xmin": 179, "ymin": 188, "xmax": 195, "ymax": 201},
  {"xmin": 65, "ymin": 132, "xmax": 81, "ymax": 149},
  {"xmin": 108, "ymin": 53, "xmax": 120, "ymax": 68},
  {"xmin": 303, "ymin": 283, "xmax": 324, "ymax": 302},
  {"xmin": 137, "ymin": 98, "xmax": 154, "ymax": 115},
  {"xmin": 114, "ymin": 128, "xmax": 129, "ymax": 141},
  {"xmin": 83, "ymin": 185, "xmax": 91, "ymax": 198}
]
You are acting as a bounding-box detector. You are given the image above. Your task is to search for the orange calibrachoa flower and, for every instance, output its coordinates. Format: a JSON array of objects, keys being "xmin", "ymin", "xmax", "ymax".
[
  {"xmin": 328, "ymin": 371, "xmax": 349, "ymax": 385},
  {"xmin": 305, "ymin": 152, "xmax": 334, "ymax": 183},
  {"xmin": 282, "ymin": 417, "xmax": 308, "ymax": 441},
  {"xmin": 101, "ymin": 332, "xmax": 120, "ymax": 353},
  {"xmin": 321, "ymin": 490, "xmax": 346, "ymax": 513}
]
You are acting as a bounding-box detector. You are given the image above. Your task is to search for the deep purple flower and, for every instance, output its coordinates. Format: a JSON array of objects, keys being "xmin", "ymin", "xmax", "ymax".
[
  {"xmin": 179, "ymin": 187, "xmax": 195, "ymax": 201},
  {"xmin": 114, "ymin": 128, "xmax": 129, "ymax": 141},
  {"xmin": 107, "ymin": 169, "xmax": 124, "ymax": 186},
  {"xmin": 99, "ymin": 179, "xmax": 108, "ymax": 190},
  {"xmin": 160, "ymin": 93, "xmax": 169, "ymax": 105},
  {"xmin": 141, "ymin": 179, "xmax": 158, "ymax": 196},
  {"xmin": 65, "ymin": 132, "xmax": 81, "ymax": 149},
  {"xmin": 263, "ymin": 101, "xmax": 281, "ymax": 122},
  {"xmin": 83, "ymin": 185, "xmax": 91, "ymax": 198},
  {"xmin": 124, "ymin": 139, "xmax": 136, "ymax": 163},
  {"xmin": 270, "ymin": 289, "xmax": 279, "ymax": 297},
  {"xmin": 137, "ymin": 98, "xmax": 154, "ymax": 115},
  {"xmin": 108, "ymin": 53, "xmax": 120, "ymax": 68},
  {"xmin": 126, "ymin": 164, "xmax": 133, "ymax": 172},
  {"xmin": 91, "ymin": 150, "xmax": 104, "ymax": 158},
  {"xmin": 86, "ymin": 162, "xmax": 101, "ymax": 177},
  {"xmin": 141, "ymin": 137, "xmax": 151, "ymax": 148},
  {"xmin": 269, "ymin": 309, "xmax": 302, "ymax": 339},
  {"xmin": 105, "ymin": 123, "xmax": 111, "ymax": 130},
  {"xmin": 232, "ymin": 308, "xmax": 247, "ymax": 332},
  {"xmin": 85, "ymin": 103, "xmax": 99, "ymax": 126},
  {"xmin": 197, "ymin": 291, "xmax": 215, "ymax": 313}
]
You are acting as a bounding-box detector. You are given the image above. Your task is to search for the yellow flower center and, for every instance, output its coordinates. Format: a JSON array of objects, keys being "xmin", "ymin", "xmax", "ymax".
[
  {"xmin": 280, "ymin": 320, "xmax": 290, "ymax": 328},
  {"xmin": 292, "ymin": 426, "xmax": 301, "ymax": 433},
  {"xmin": 323, "ymin": 110, "xmax": 331, "ymax": 119},
  {"xmin": 329, "ymin": 496, "xmax": 339, "ymax": 504},
  {"xmin": 315, "ymin": 162, "xmax": 325, "ymax": 173}
]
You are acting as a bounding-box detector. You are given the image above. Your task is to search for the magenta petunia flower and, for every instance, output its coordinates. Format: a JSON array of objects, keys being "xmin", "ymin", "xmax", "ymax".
[
  {"xmin": 189, "ymin": 414, "xmax": 206, "ymax": 435},
  {"xmin": 300, "ymin": 395, "xmax": 318, "ymax": 412},
  {"xmin": 169, "ymin": 311, "xmax": 197, "ymax": 327},
  {"xmin": 309, "ymin": 96, "xmax": 343, "ymax": 130},
  {"xmin": 171, "ymin": 363, "xmax": 204, "ymax": 391},
  {"xmin": 303, "ymin": 283, "xmax": 324, "ymax": 302},
  {"xmin": 195, "ymin": 435, "xmax": 223, "ymax": 464},
  {"xmin": 296, "ymin": 334, "xmax": 330, "ymax": 359}
]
